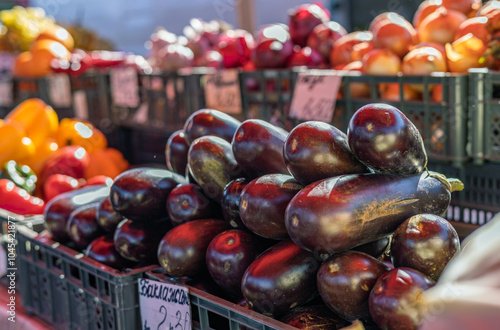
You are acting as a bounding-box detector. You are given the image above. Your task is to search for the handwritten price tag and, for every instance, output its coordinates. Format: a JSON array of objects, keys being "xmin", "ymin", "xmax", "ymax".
[
  {"xmin": 47, "ymin": 73, "xmax": 72, "ymax": 108},
  {"xmin": 0, "ymin": 80, "xmax": 13, "ymax": 107},
  {"xmin": 204, "ymin": 69, "xmax": 242, "ymax": 114},
  {"xmin": 138, "ymin": 278, "xmax": 192, "ymax": 330},
  {"xmin": 110, "ymin": 67, "xmax": 140, "ymax": 108},
  {"xmin": 289, "ymin": 71, "xmax": 342, "ymax": 123}
]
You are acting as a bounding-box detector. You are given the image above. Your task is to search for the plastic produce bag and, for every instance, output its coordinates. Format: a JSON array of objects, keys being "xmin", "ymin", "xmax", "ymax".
[{"xmin": 421, "ymin": 214, "xmax": 500, "ymax": 329}]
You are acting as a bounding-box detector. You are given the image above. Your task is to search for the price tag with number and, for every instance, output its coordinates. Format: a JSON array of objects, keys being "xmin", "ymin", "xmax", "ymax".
[
  {"xmin": 289, "ymin": 71, "xmax": 342, "ymax": 123},
  {"xmin": 0, "ymin": 80, "xmax": 13, "ymax": 107},
  {"xmin": 110, "ymin": 67, "xmax": 140, "ymax": 108},
  {"xmin": 138, "ymin": 278, "xmax": 192, "ymax": 330},
  {"xmin": 48, "ymin": 73, "xmax": 72, "ymax": 108},
  {"xmin": 204, "ymin": 69, "xmax": 242, "ymax": 114}
]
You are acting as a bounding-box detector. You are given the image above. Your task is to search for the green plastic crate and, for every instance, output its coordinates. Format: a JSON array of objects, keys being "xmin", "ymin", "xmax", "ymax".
[
  {"xmin": 16, "ymin": 226, "xmax": 156, "ymax": 330},
  {"xmin": 239, "ymin": 70, "xmax": 469, "ymax": 166},
  {"xmin": 467, "ymin": 68, "xmax": 500, "ymax": 164}
]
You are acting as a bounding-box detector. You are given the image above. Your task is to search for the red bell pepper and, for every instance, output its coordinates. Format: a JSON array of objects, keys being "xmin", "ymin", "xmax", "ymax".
[
  {"xmin": 43, "ymin": 174, "xmax": 82, "ymax": 202},
  {"xmin": 0, "ymin": 179, "xmax": 45, "ymax": 215}
]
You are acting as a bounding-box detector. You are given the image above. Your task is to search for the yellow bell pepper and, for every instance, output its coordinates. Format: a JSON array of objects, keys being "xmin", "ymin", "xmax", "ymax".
[
  {"xmin": 0, "ymin": 121, "xmax": 35, "ymax": 165},
  {"xmin": 5, "ymin": 98, "xmax": 59, "ymax": 147},
  {"xmin": 56, "ymin": 118, "xmax": 107, "ymax": 154},
  {"xmin": 23, "ymin": 138, "xmax": 59, "ymax": 175}
]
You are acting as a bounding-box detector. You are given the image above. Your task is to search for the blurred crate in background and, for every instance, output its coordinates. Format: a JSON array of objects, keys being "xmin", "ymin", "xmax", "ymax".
[
  {"xmin": 239, "ymin": 69, "xmax": 299, "ymax": 128},
  {"xmin": 468, "ymin": 68, "xmax": 500, "ymax": 165}
]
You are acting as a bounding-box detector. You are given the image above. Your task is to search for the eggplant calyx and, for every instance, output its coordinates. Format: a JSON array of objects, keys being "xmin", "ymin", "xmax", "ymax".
[{"xmin": 426, "ymin": 171, "xmax": 464, "ymax": 193}]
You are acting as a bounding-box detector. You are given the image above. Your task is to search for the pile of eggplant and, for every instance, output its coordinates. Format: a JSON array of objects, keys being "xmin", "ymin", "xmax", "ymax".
[{"xmin": 43, "ymin": 104, "xmax": 463, "ymax": 330}]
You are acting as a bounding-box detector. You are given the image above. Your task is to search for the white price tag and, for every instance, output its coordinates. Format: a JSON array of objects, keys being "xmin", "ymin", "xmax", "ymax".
[
  {"xmin": 289, "ymin": 71, "xmax": 342, "ymax": 122},
  {"xmin": 48, "ymin": 73, "xmax": 72, "ymax": 108},
  {"xmin": 0, "ymin": 80, "xmax": 13, "ymax": 107},
  {"xmin": 204, "ymin": 69, "xmax": 242, "ymax": 114},
  {"xmin": 138, "ymin": 278, "xmax": 192, "ymax": 330},
  {"xmin": 73, "ymin": 90, "xmax": 89, "ymax": 120},
  {"xmin": 110, "ymin": 67, "xmax": 140, "ymax": 108}
]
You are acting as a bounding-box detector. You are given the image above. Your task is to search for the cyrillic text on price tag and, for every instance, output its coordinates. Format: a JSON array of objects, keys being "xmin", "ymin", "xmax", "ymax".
[
  {"xmin": 48, "ymin": 73, "xmax": 72, "ymax": 108},
  {"xmin": 138, "ymin": 278, "xmax": 192, "ymax": 330},
  {"xmin": 0, "ymin": 80, "xmax": 13, "ymax": 107},
  {"xmin": 204, "ymin": 69, "xmax": 242, "ymax": 114},
  {"xmin": 289, "ymin": 71, "xmax": 342, "ymax": 123},
  {"xmin": 110, "ymin": 67, "xmax": 140, "ymax": 108}
]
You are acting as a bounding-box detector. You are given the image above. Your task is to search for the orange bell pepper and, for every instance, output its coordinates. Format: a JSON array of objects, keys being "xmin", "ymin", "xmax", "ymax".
[
  {"xmin": 0, "ymin": 121, "xmax": 35, "ymax": 165},
  {"xmin": 84, "ymin": 148, "xmax": 129, "ymax": 179},
  {"xmin": 56, "ymin": 118, "xmax": 107, "ymax": 153},
  {"xmin": 5, "ymin": 98, "xmax": 59, "ymax": 147}
]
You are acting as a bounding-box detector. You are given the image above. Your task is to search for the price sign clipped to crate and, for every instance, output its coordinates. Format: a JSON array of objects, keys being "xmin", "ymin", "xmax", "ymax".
[
  {"xmin": 138, "ymin": 278, "xmax": 192, "ymax": 330},
  {"xmin": 289, "ymin": 71, "xmax": 341, "ymax": 123},
  {"xmin": 110, "ymin": 67, "xmax": 140, "ymax": 108},
  {"xmin": 47, "ymin": 73, "xmax": 72, "ymax": 108},
  {"xmin": 204, "ymin": 69, "xmax": 242, "ymax": 114}
]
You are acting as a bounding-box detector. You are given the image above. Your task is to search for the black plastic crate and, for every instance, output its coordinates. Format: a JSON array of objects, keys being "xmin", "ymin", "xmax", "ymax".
[
  {"xmin": 145, "ymin": 268, "xmax": 302, "ymax": 330},
  {"xmin": 12, "ymin": 75, "xmax": 75, "ymax": 119},
  {"xmin": 239, "ymin": 69, "xmax": 299, "ymax": 128},
  {"xmin": 428, "ymin": 161, "xmax": 500, "ymax": 226},
  {"xmin": 110, "ymin": 68, "xmax": 207, "ymax": 132},
  {"xmin": 16, "ymin": 226, "xmax": 157, "ymax": 330}
]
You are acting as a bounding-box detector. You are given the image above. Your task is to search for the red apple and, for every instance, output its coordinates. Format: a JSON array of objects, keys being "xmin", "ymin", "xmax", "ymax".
[
  {"xmin": 43, "ymin": 174, "xmax": 82, "ymax": 202},
  {"xmin": 306, "ymin": 21, "xmax": 347, "ymax": 61},
  {"xmin": 287, "ymin": 46, "xmax": 326, "ymax": 68},
  {"xmin": 195, "ymin": 50, "xmax": 223, "ymax": 68},
  {"xmin": 402, "ymin": 46, "xmax": 447, "ymax": 75},
  {"xmin": 217, "ymin": 29, "xmax": 255, "ymax": 68},
  {"xmin": 158, "ymin": 44, "xmax": 194, "ymax": 71},
  {"xmin": 288, "ymin": 3, "xmax": 330, "ymax": 47},
  {"xmin": 252, "ymin": 24, "xmax": 294, "ymax": 69}
]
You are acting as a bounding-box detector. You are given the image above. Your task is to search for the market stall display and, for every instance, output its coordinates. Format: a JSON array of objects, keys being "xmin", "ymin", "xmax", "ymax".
[{"xmin": 1, "ymin": 1, "xmax": 500, "ymax": 329}]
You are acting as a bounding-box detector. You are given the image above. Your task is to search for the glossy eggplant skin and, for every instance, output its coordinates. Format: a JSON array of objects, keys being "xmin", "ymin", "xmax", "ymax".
[
  {"xmin": 188, "ymin": 136, "xmax": 243, "ymax": 202},
  {"xmin": 240, "ymin": 174, "xmax": 303, "ymax": 240},
  {"xmin": 317, "ymin": 251, "xmax": 390, "ymax": 322},
  {"xmin": 157, "ymin": 219, "xmax": 228, "ymax": 277},
  {"xmin": 110, "ymin": 168, "xmax": 186, "ymax": 222},
  {"xmin": 241, "ymin": 240, "xmax": 320, "ymax": 317},
  {"xmin": 44, "ymin": 185, "xmax": 110, "ymax": 243},
  {"xmin": 284, "ymin": 121, "xmax": 369, "ymax": 186},
  {"xmin": 369, "ymin": 267, "xmax": 435, "ymax": 330},
  {"xmin": 390, "ymin": 214, "xmax": 460, "ymax": 281},
  {"xmin": 96, "ymin": 196, "xmax": 124, "ymax": 233},
  {"xmin": 285, "ymin": 172, "xmax": 451, "ymax": 254},
  {"xmin": 205, "ymin": 229, "xmax": 260, "ymax": 299},
  {"xmin": 221, "ymin": 178, "xmax": 249, "ymax": 230},
  {"xmin": 166, "ymin": 183, "xmax": 221, "ymax": 226},
  {"xmin": 280, "ymin": 305, "xmax": 350, "ymax": 330},
  {"xmin": 114, "ymin": 218, "xmax": 172, "ymax": 262},
  {"xmin": 347, "ymin": 103, "xmax": 427, "ymax": 175},
  {"xmin": 66, "ymin": 203, "xmax": 104, "ymax": 250},
  {"xmin": 165, "ymin": 130, "xmax": 190, "ymax": 175},
  {"xmin": 232, "ymin": 119, "xmax": 290, "ymax": 178},
  {"xmin": 85, "ymin": 235, "xmax": 136, "ymax": 270},
  {"xmin": 183, "ymin": 109, "xmax": 242, "ymax": 144},
  {"xmin": 352, "ymin": 236, "xmax": 390, "ymax": 259}
]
